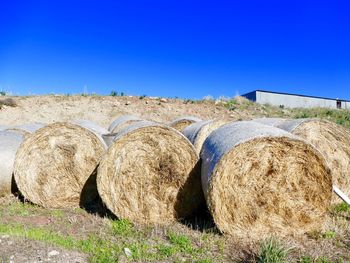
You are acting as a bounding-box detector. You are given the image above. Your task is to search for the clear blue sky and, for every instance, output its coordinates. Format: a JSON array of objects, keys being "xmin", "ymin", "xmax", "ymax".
[{"xmin": 0, "ymin": 1, "xmax": 349, "ymax": 99}]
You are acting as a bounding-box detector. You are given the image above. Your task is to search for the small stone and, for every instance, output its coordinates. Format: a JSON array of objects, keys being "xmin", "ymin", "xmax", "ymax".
[
  {"xmin": 145, "ymin": 100, "xmax": 149, "ymax": 104},
  {"xmin": 125, "ymin": 101, "xmax": 131, "ymax": 105},
  {"xmin": 48, "ymin": 250, "xmax": 60, "ymax": 257},
  {"xmin": 124, "ymin": 247, "xmax": 132, "ymax": 258},
  {"xmin": 160, "ymin": 98, "xmax": 167, "ymax": 103},
  {"xmin": 2, "ymin": 235, "xmax": 9, "ymax": 239}
]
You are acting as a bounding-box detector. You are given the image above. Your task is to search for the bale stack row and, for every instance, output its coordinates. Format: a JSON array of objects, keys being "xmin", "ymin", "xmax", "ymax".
[{"xmin": 0, "ymin": 115, "xmax": 349, "ymax": 241}]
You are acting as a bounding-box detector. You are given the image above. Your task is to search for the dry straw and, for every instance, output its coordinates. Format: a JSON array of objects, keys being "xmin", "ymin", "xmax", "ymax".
[
  {"xmin": 108, "ymin": 115, "xmax": 143, "ymax": 133},
  {"xmin": 255, "ymin": 118, "xmax": 350, "ymax": 204},
  {"xmin": 14, "ymin": 122, "xmax": 106, "ymax": 208},
  {"xmin": 97, "ymin": 121, "xmax": 202, "ymax": 224},
  {"xmin": 169, "ymin": 116, "xmax": 203, "ymax": 132},
  {"xmin": 201, "ymin": 121, "xmax": 332, "ymax": 239},
  {"xmin": 0, "ymin": 131, "xmax": 24, "ymax": 196},
  {"xmin": 183, "ymin": 119, "xmax": 230, "ymax": 155}
]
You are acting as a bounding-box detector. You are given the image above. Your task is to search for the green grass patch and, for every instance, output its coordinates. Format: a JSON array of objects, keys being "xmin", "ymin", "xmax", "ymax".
[
  {"xmin": 7, "ymin": 202, "xmax": 35, "ymax": 216},
  {"xmin": 0, "ymin": 223, "xmax": 120, "ymax": 262},
  {"xmin": 168, "ymin": 232, "xmax": 193, "ymax": 253},
  {"xmin": 257, "ymin": 238, "xmax": 289, "ymax": 263},
  {"xmin": 332, "ymin": 202, "xmax": 350, "ymax": 214},
  {"xmin": 110, "ymin": 219, "xmax": 134, "ymax": 236},
  {"xmin": 322, "ymin": 231, "xmax": 336, "ymax": 239}
]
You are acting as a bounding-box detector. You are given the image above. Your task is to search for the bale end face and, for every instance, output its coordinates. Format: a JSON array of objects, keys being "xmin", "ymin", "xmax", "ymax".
[
  {"xmin": 13, "ymin": 122, "xmax": 106, "ymax": 208},
  {"xmin": 97, "ymin": 125, "xmax": 203, "ymax": 224},
  {"xmin": 291, "ymin": 119, "xmax": 350, "ymax": 204},
  {"xmin": 205, "ymin": 137, "xmax": 332, "ymax": 239}
]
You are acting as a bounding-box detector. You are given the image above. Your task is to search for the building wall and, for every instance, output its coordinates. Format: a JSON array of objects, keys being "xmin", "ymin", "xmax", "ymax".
[{"xmin": 255, "ymin": 91, "xmax": 350, "ymax": 109}]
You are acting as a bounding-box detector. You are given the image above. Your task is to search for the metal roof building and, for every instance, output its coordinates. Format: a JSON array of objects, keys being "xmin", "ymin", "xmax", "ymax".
[{"xmin": 242, "ymin": 90, "xmax": 350, "ymax": 109}]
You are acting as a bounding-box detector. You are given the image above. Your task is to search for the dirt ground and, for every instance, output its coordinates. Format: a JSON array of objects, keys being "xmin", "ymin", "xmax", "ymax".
[{"xmin": 0, "ymin": 236, "xmax": 87, "ymax": 263}]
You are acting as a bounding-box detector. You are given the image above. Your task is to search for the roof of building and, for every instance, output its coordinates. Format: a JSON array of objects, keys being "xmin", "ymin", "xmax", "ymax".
[{"xmin": 242, "ymin": 90, "xmax": 350, "ymax": 102}]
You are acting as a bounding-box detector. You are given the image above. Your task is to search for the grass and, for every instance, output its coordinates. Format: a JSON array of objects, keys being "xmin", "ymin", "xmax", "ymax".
[
  {"xmin": 257, "ymin": 238, "xmax": 290, "ymax": 263},
  {"xmin": 0, "ymin": 196, "xmax": 348, "ymax": 262},
  {"xmin": 332, "ymin": 202, "xmax": 350, "ymax": 213},
  {"xmin": 0, "ymin": 223, "xmax": 120, "ymax": 262}
]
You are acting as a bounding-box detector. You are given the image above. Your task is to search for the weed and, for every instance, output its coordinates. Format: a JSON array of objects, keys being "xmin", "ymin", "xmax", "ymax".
[
  {"xmin": 0, "ymin": 223, "xmax": 120, "ymax": 262},
  {"xmin": 50, "ymin": 209, "xmax": 64, "ymax": 218},
  {"xmin": 168, "ymin": 232, "xmax": 193, "ymax": 253},
  {"xmin": 7, "ymin": 202, "xmax": 33, "ymax": 216},
  {"xmin": 257, "ymin": 238, "xmax": 289, "ymax": 263},
  {"xmin": 157, "ymin": 244, "xmax": 178, "ymax": 257},
  {"xmin": 332, "ymin": 202, "xmax": 350, "ymax": 213},
  {"xmin": 299, "ymin": 256, "xmax": 313, "ymax": 263},
  {"xmin": 110, "ymin": 219, "xmax": 134, "ymax": 236},
  {"xmin": 322, "ymin": 231, "xmax": 336, "ymax": 239}
]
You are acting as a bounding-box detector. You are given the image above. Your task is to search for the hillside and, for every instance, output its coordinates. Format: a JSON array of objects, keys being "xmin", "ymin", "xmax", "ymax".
[{"xmin": 1, "ymin": 95, "xmax": 350, "ymax": 130}]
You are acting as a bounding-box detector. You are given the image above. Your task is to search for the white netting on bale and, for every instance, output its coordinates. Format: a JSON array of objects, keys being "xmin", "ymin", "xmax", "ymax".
[
  {"xmin": 183, "ymin": 119, "xmax": 230, "ymax": 154},
  {"xmin": 169, "ymin": 116, "xmax": 203, "ymax": 132},
  {"xmin": 108, "ymin": 115, "xmax": 143, "ymax": 133},
  {"xmin": 0, "ymin": 131, "xmax": 24, "ymax": 196},
  {"xmin": 6, "ymin": 123, "xmax": 45, "ymax": 135}
]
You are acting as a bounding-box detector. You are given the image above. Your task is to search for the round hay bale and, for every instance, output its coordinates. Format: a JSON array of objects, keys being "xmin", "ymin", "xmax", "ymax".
[
  {"xmin": 72, "ymin": 120, "xmax": 109, "ymax": 136},
  {"xmin": 183, "ymin": 119, "xmax": 230, "ymax": 154},
  {"xmin": 253, "ymin": 117, "xmax": 286, "ymax": 127},
  {"xmin": 108, "ymin": 115, "xmax": 143, "ymax": 133},
  {"xmin": 13, "ymin": 122, "xmax": 106, "ymax": 208},
  {"xmin": 169, "ymin": 116, "xmax": 203, "ymax": 132},
  {"xmin": 97, "ymin": 121, "xmax": 202, "ymax": 224},
  {"xmin": 201, "ymin": 121, "xmax": 332, "ymax": 238},
  {"xmin": 0, "ymin": 131, "xmax": 24, "ymax": 196},
  {"xmin": 6, "ymin": 123, "xmax": 45, "ymax": 135},
  {"xmin": 274, "ymin": 118, "xmax": 350, "ymax": 204}
]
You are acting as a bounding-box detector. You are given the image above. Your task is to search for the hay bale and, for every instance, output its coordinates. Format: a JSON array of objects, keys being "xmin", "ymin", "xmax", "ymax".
[
  {"xmin": 5, "ymin": 123, "xmax": 45, "ymax": 135},
  {"xmin": 108, "ymin": 115, "xmax": 143, "ymax": 133},
  {"xmin": 169, "ymin": 116, "xmax": 203, "ymax": 132},
  {"xmin": 274, "ymin": 118, "xmax": 350, "ymax": 204},
  {"xmin": 253, "ymin": 117, "xmax": 286, "ymax": 127},
  {"xmin": 13, "ymin": 122, "xmax": 106, "ymax": 208},
  {"xmin": 254, "ymin": 118, "xmax": 350, "ymax": 203},
  {"xmin": 97, "ymin": 121, "xmax": 202, "ymax": 224},
  {"xmin": 0, "ymin": 131, "xmax": 24, "ymax": 196},
  {"xmin": 201, "ymin": 121, "xmax": 332, "ymax": 238},
  {"xmin": 72, "ymin": 120, "xmax": 109, "ymax": 136},
  {"xmin": 183, "ymin": 119, "xmax": 230, "ymax": 154}
]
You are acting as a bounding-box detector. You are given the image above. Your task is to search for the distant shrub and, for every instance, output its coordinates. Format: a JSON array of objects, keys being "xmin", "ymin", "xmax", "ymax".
[
  {"xmin": 0, "ymin": 91, "xmax": 6, "ymax": 96},
  {"xmin": 0, "ymin": 98, "xmax": 17, "ymax": 108},
  {"xmin": 139, "ymin": 95, "xmax": 146, "ymax": 99},
  {"xmin": 110, "ymin": 91, "xmax": 118, "ymax": 96}
]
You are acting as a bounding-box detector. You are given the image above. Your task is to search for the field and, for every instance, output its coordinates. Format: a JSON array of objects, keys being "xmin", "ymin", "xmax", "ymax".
[{"xmin": 0, "ymin": 94, "xmax": 349, "ymax": 262}]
